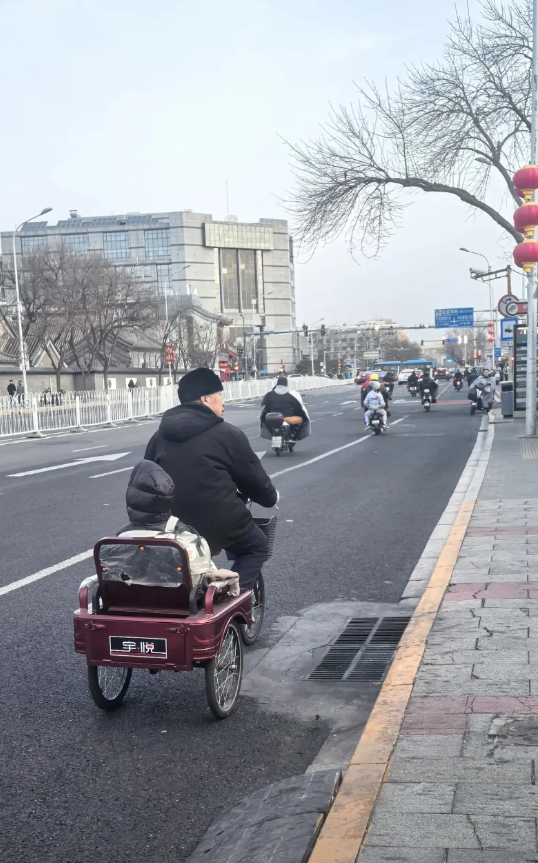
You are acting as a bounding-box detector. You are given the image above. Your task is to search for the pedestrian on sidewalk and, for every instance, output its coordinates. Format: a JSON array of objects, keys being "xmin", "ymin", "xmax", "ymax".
[
  {"xmin": 7, "ymin": 379, "xmax": 16, "ymax": 405},
  {"xmin": 128, "ymin": 379, "xmax": 135, "ymax": 393},
  {"xmin": 16, "ymin": 380, "xmax": 24, "ymax": 405}
]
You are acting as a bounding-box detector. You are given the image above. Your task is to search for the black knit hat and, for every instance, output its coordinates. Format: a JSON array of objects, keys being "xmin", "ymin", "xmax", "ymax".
[
  {"xmin": 277, "ymin": 375, "xmax": 288, "ymax": 386},
  {"xmin": 178, "ymin": 368, "xmax": 224, "ymax": 404}
]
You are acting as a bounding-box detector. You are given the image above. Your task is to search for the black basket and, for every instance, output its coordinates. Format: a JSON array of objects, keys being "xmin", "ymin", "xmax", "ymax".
[{"xmin": 226, "ymin": 515, "xmax": 277, "ymax": 562}]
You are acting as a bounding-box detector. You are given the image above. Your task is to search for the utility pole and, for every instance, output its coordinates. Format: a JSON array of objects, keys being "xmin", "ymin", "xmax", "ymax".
[
  {"xmin": 527, "ymin": 0, "xmax": 538, "ymax": 435},
  {"xmin": 310, "ymin": 330, "xmax": 314, "ymax": 376}
]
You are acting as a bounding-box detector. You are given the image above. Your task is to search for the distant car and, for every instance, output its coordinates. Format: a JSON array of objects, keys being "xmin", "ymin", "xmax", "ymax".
[
  {"xmin": 433, "ymin": 368, "xmax": 452, "ymax": 380},
  {"xmin": 398, "ymin": 370, "xmax": 413, "ymax": 385}
]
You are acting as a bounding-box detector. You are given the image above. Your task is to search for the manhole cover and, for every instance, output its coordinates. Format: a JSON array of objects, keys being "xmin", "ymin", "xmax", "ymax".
[
  {"xmin": 308, "ymin": 616, "xmax": 411, "ymax": 682},
  {"xmin": 489, "ymin": 716, "xmax": 538, "ymax": 745}
]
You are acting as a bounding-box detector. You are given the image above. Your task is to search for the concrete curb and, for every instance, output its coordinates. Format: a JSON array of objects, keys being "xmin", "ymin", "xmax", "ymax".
[{"xmin": 306, "ymin": 419, "xmax": 496, "ymax": 863}]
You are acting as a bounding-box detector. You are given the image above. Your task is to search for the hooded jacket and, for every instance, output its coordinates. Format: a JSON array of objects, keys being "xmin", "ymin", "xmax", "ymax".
[{"xmin": 144, "ymin": 402, "xmax": 277, "ymax": 550}]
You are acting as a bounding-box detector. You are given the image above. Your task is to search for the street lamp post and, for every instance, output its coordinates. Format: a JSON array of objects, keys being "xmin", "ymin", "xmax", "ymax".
[
  {"xmin": 12, "ymin": 208, "xmax": 53, "ymax": 398},
  {"xmin": 459, "ymin": 248, "xmax": 495, "ymax": 369},
  {"xmin": 309, "ymin": 318, "xmax": 325, "ymax": 376}
]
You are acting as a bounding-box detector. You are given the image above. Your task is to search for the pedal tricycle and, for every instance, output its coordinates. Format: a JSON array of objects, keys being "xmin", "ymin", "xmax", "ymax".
[{"xmin": 73, "ymin": 528, "xmax": 270, "ymax": 719}]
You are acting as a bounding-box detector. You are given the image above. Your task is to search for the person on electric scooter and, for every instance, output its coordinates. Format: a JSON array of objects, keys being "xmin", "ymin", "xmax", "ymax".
[
  {"xmin": 407, "ymin": 369, "xmax": 419, "ymax": 393},
  {"xmin": 145, "ymin": 368, "xmax": 278, "ymax": 590},
  {"xmin": 419, "ymin": 368, "xmax": 439, "ymax": 403},
  {"xmin": 471, "ymin": 368, "xmax": 495, "ymax": 412},
  {"xmin": 453, "ymin": 369, "xmax": 464, "ymax": 388},
  {"xmin": 260, "ymin": 375, "xmax": 310, "ymax": 442},
  {"xmin": 364, "ymin": 381, "xmax": 388, "ymax": 429},
  {"xmin": 383, "ymin": 370, "xmax": 395, "ymax": 396}
]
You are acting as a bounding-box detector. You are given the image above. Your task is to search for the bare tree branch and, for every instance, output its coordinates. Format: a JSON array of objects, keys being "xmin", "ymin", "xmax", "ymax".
[{"xmin": 285, "ymin": 0, "xmax": 530, "ymax": 256}]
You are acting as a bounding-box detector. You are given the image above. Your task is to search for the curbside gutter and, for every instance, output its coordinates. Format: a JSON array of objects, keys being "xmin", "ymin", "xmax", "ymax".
[{"xmin": 306, "ymin": 417, "xmax": 495, "ymax": 863}]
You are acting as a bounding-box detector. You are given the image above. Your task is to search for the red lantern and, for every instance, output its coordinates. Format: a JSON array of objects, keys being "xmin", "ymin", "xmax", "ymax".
[
  {"xmin": 513, "ymin": 166, "xmax": 538, "ymax": 201},
  {"xmin": 487, "ymin": 321, "xmax": 494, "ymax": 326},
  {"xmin": 514, "ymin": 202, "xmax": 538, "ymax": 237},
  {"xmin": 516, "ymin": 187, "xmax": 525, "ymax": 199},
  {"xmin": 487, "ymin": 336, "xmax": 495, "ymax": 342},
  {"xmin": 513, "ymin": 239, "xmax": 538, "ymax": 272}
]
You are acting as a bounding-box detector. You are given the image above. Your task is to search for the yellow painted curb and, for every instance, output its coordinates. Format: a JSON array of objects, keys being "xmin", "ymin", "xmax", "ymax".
[{"xmin": 308, "ymin": 495, "xmax": 478, "ymax": 863}]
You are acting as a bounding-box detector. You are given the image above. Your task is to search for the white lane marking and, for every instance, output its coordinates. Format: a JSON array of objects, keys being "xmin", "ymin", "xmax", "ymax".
[
  {"xmin": 0, "ymin": 549, "xmax": 93, "ymax": 597},
  {"xmin": 255, "ymin": 451, "xmax": 266, "ymax": 459},
  {"xmin": 71, "ymin": 444, "xmax": 107, "ymax": 453},
  {"xmin": 269, "ymin": 418, "xmax": 406, "ymax": 479},
  {"xmin": 90, "ymin": 465, "xmax": 134, "ymax": 478},
  {"xmin": 340, "ymin": 400, "xmax": 358, "ymax": 405},
  {"xmin": 332, "ymin": 412, "xmax": 343, "ymax": 416},
  {"xmin": 8, "ymin": 451, "xmax": 131, "ymax": 477}
]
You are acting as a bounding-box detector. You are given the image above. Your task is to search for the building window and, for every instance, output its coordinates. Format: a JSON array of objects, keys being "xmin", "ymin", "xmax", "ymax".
[
  {"xmin": 145, "ymin": 229, "xmax": 170, "ymax": 260},
  {"xmin": 156, "ymin": 264, "xmax": 172, "ymax": 292},
  {"xmin": 220, "ymin": 249, "xmax": 239, "ymax": 310},
  {"xmin": 204, "ymin": 222, "xmax": 273, "ymax": 250},
  {"xmin": 240, "ymin": 250, "xmax": 257, "ymax": 311},
  {"xmin": 103, "ymin": 231, "xmax": 130, "ymax": 262},
  {"xmin": 62, "ymin": 234, "xmax": 89, "ymax": 255},
  {"xmin": 20, "ymin": 235, "xmax": 47, "ymax": 255}
]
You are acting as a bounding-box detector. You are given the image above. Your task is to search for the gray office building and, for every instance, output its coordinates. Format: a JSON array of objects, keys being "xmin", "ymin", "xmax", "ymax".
[{"xmin": 0, "ymin": 209, "xmax": 299, "ymax": 372}]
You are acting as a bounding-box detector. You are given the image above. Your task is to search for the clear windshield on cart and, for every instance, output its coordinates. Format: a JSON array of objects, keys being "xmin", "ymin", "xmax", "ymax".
[{"xmin": 99, "ymin": 543, "xmax": 185, "ymax": 587}]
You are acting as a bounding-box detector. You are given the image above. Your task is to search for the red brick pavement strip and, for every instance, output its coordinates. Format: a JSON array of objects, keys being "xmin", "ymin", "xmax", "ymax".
[
  {"xmin": 467, "ymin": 525, "xmax": 538, "ymax": 536},
  {"xmin": 401, "ymin": 696, "xmax": 538, "ymax": 735},
  {"xmin": 445, "ymin": 582, "xmax": 538, "ymax": 600}
]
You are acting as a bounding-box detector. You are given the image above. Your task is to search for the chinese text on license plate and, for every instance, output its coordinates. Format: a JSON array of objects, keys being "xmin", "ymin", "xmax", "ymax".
[
  {"xmin": 109, "ymin": 637, "xmax": 167, "ymax": 658},
  {"xmin": 272, "ymin": 436, "xmax": 282, "ymax": 445}
]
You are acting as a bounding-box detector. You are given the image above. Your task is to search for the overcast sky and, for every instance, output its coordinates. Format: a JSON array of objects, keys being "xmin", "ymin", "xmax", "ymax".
[{"xmin": 1, "ymin": 0, "xmax": 519, "ymax": 329}]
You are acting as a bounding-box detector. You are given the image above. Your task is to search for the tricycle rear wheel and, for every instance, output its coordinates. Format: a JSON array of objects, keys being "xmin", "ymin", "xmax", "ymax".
[
  {"xmin": 241, "ymin": 575, "xmax": 265, "ymax": 645},
  {"xmin": 88, "ymin": 665, "xmax": 132, "ymax": 711},
  {"xmin": 205, "ymin": 620, "xmax": 243, "ymax": 719}
]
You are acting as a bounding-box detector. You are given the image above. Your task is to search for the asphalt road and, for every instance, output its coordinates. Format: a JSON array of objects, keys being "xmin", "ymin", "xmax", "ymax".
[{"xmin": 0, "ymin": 382, "xmax": 479, "ymax": 862}]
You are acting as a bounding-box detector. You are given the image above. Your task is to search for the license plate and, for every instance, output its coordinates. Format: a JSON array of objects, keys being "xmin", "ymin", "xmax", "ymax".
[
  {"xmin": 424, "ymin": 389, "xmax": 430, "ymax": 393},
  {"xmin": 272, "ymin": 436, "xmax": 283, "ymax": 446},
  {"xmin": 372, "ymin": 420, "xmax": 380, "ymax": 425},
  {"xmin": 110, "ymin": 636, "xmax": 167, "ymax": 658}
]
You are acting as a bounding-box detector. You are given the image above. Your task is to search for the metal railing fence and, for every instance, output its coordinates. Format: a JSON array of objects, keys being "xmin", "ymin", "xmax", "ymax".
[{"xmin": 0, "ymin": 376, "xmax": 350, "ymax": 439}]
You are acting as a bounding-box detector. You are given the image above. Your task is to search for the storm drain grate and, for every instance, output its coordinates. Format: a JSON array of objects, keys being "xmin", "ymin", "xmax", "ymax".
[{"xmin": 308, "ymin": 616, "xmax": 411, "ymax": 682}]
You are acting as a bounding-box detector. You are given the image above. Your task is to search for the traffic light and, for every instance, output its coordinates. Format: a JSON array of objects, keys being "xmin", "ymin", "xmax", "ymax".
[
  {"xmin": 233, "ymin": 361, "xmax": 239, "ymax": 372},
  {"xmin": 320, "ymin": 324, "xmax": 326, "ymax": 336},
  {"xmin": 302, "ymin": 323, "xmax": 308, "ymax": 337},
  {"xmin": 441, "ymin": 338, "xmax": 446, "ymax": 346},
  {"xmin": 279, "ymin": 364, "xmax": 284, "ymax": 373},
  {"xmin": 420, "ymin": 339, "xmax": 424, "ymax": 347}
]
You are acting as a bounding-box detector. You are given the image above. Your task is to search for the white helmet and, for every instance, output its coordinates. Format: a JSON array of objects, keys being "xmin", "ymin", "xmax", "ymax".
[{"xmin": 371, "ymin": 381, "xmax": 381, "ymax": 391}]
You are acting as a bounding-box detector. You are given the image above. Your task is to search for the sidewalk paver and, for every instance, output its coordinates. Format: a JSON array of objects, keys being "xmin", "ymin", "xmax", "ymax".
[{"xmin": 357, "ymin": 418, "xmax": 538, "ymax": 862}]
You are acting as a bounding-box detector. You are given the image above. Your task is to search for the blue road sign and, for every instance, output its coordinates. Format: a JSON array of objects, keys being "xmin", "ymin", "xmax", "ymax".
[
  {"xmin": 494, "ymin": 347, "xmax": 501, "ymax": 359},
  {"xmin": 500, "ymin": 318, "xmax": 517, "ymax": 343},
  {"xmin": 445, "ymin": 337, "xmax": 458, "ymax": 343},
  {"xmin": 435, "ymin": 307, "xmax": 474, "ymax": 328}
]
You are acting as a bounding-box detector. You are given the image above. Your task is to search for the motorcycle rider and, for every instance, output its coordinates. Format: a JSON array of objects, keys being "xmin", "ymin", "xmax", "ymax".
[
  {"xmin": 418, "ymin": 368, "xmax": 439, "ymax": 404},
  {"xmin": 260, "ymin": 375, "xmax": 310, "ymax": 441},
  {"xmin": 467, "ymin": 367, "xmax": 479, "ymax": 388},
  {"xmin": 407, "ymin": 368, "xmax": 419, "ymax": 393},
  {"xmin": 453, "ymin": 368, "xmax": 464, "ymax": 388},
  {"xmin": 145, "ymin": 367, "xmax": 278, "ymax": 590},
  {"xmin": 471, "ymin": 368, "xmax": 495, "ymax": 412},
  {"xmin": 382, "ymin": 370, "xmax": 395, "ymax": 396},
  {"xmin": 361, "ymin": 373, "xmax": 390, "ymax": 409},
  {"xmin": 364, "ymin": 381, "xmax": 388, "ymax": 429}
]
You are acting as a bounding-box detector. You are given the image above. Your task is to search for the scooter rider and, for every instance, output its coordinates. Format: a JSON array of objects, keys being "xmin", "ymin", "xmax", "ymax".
[
  {"xmin": 419, "ymin": 368, "xmax": 439, "ymax": 403},
  {"xmin": 260, "ymin": 375, "xmax": 310, "ymax": 441},
  {"xmin": 407, "ymin": 369, "xmax": 419, "ymax": 392},
  {"xmin": 383, "ymin": 370, "xmax": 395, "ymax": 396},
  {"xmin": 145, "ymin": 368, "xmax": 278, "ymax": 590},
  {"xmin": 471, "ymin": 368, "xmax": 495, "ymax": 411},
  {"xmin": 453, "ymin": 369, "xmax": 464, "ymax": 388},
  {"xmin": 364, "ymin": 381, "xmax": 388, "ymax": 429},
  {"xmin": 362, "ymin": 373, "xmax": 390, "ymax": 410}
]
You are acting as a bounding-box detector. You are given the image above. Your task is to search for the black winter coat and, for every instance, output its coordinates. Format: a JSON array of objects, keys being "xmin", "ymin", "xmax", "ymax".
[
  {"xmin": 145, "ymin": 403, "xmax": 277, "ymax": 551},
  {"xmin": 260, "ymin": 389, "xmax": 308, "ymax": 422}
]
